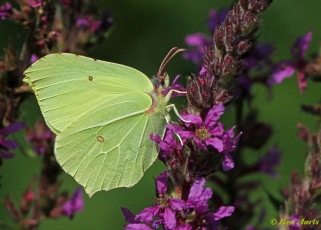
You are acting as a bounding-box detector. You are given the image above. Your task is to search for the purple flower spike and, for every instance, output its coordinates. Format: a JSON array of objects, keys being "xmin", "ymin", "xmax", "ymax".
[
  {"xmin": 62, "ymin": 188, "xmax": 84, "ymax": 218},
  {"xmin": 0, "ymin": 122, "xmax": 25, "ymax": 159},
  {"xmin": 268, "ymin": 31, "xmax": 312, "ymax": 94},
  {"xmin": 0, "ymin": 2, "xmax": 12, "ymax": 20}
]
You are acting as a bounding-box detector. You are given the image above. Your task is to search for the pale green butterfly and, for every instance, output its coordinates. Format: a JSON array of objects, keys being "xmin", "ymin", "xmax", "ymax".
[{"xmin": 23, "ymin": 48, "xmax": 186, "ymax": 196}]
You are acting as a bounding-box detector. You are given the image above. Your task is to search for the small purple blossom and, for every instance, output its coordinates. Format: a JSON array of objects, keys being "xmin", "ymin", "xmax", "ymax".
[
  {"xmin": 26, "ymin": 119, "xmax": 55, "ymax": 155},
  {"xmin": 28, "ymin": 0, "xmax": 42, "ymax": 8},
  {"xmin": 62, "ymin": 188, "xmax": 84, "ymax": 218},
  {"xmin": 123, "ymin": 174, "xmax": 234, "ymax": 229},
  {"xmin": 176, "ymin": 178, "xmax": 234, "ymax": 229},
  {"xmin": 77, "ymin": 15, "xmax": 101, "ymax": 33},
  {"xmin": 259, "ymin": 146, "xmax": 281, "ymax": 178},
  {"xmin": 0, "ymin": 2, "xmax": 12, "ymax": 20},
  {"xmin": 183, "ymin": 9, "xmax": 227, "ymax": 68},
  {"xmin": 162, "ymin": 75, "xmax": 186, "ymax": 98},
  {"xmin": 150, "ymin": 129, "xmax": 182, "ymax": 161},
  {"xmin": 168, "ymin": 103, "xmax": 225, "ymax": 151},
  {"xmin": 167, "ymin": 103, "xmax": 241, "ymax": 171},
  {"xmin": 0, "ymin": 122, "xmax": 25, "ymax": 159},
  {"xmin": 289, "ymin": 214, "xmax": 301, "ymax": 230},
  {"xmin": 267, "ymin": 31, "xmax": 312, "ymax": 94},
  {"xmin": 30, "ymin": 55, "xmax": 38, "ymax": 63},
  {"xmin": 123, "ymin": 171, "xmax": 185, "ymax": 229}
]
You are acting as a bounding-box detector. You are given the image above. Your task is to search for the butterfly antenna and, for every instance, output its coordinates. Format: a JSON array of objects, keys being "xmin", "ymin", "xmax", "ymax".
[{"xmin": 157, "ymin": 47, "xmax": 185, "ymax": 84}]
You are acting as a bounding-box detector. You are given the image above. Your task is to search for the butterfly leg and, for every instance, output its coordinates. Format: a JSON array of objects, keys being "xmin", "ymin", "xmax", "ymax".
[
  {"xmin": 164, "ymin": 89, "xmax": 187, "ymax": 104},
  {"xmin": 166, "ymin": 104, "xmax": 190, "ymax": 123}
]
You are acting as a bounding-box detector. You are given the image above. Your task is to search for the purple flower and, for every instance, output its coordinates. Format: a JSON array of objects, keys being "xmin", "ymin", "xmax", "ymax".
[
  {"xmin": 207, "ymin": 9, "xmax": 229, "ymax": 36},
  {"xmin": 0, "ymin": 2, "xmax": 12, "ymax": 20},
  {"xmin": 123, "ymin": 171, "xmax": 185, "ymax": 229},
  {"xmin": 123, "ymin": 175, "xmax": 235, "ymax": 229},
  {"xmin": 267, "ymin": 31, "xmax": 312, "ymax": 94},
  {"xmin": 259, "ymin": 146, "xmax": 281, "ymax": 178},
  {"xmin": 0, "ymin": 122, "xmax": 25, "ymax": 159},
  {"xmin": 186, "ymin": 178, "xmax": 212, "ymax": 211},
  {"xmin": 28, "ymin": 0, "xmax": 42, "ymax": 8},
  {"xmin": 289, "ymin": 214, "xmax": 300, "ymax": 230},
  {"xmin": 62, "ymin": 188, "xmax": 84, "ymax": 218},
  {"xmin": 184, "ymin": 9, "xmax": 227, "ymax": 68},
  {"xmin": 150, "ymin": 129, "xmax": 182, "ymax": 161},
  {"xmin": 26, "ymin": 119, "xmax": 55, "ymax": 155},
  {"xmin": 30, "ymin": 55, "xmax": 38, "ymax": 63},
  {"xmin": 245, "ymin": 44, "xmax": 274, "ymax": 70},
  {"xmin": 77, "ymin": 15, "xmax": 102, "ymax": 33},
  {"xmin": 162, "ymin": 75, "xmax": 186, "ymax": 98},
  {"xmin": 175, "ymin": 178, "xmax": 234, "ymax": 229},
  {"xmin": 167, "ymin": 103, "xmax": 241, "ymax": 171}
]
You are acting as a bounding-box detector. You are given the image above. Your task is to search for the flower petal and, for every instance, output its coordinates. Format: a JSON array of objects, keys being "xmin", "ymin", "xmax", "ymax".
[
  {"xmin": 124, "ymin": 223, "xmax": 154, "ymax": 230},
  {"xmin": 183, "ymin": 50, "xmax": 204, "ymax": 64},
  {"xmin": 194, "ymin": 138, "xmax": 207, "ymax": 150},
  {"xmin": 291, "ymin": 31, "xmax": 312, "ymax": 60},
  {"xmin": 185, "ymin": 33, "xmax": 211, "ymax": 46},
  {"xmin": 267, "ymin": 61, "xmax": 296, "ymax": 85},
  {"xmin": 207, "ymin": 9, "xmax": 228, "ymax": 35},
  {"xmin": 297, "ymin": 71, "xmax": 307, "ymax": 94},
  {"xmin": 212, "ymin": 206, "xmax": 235, "ymax": 221},
  {"xmin": 222, "ymin": 153, "xmax": 234, "ymax": 171},
  {"xmin": 204, "ymin": 103, "xmax": 225, "ymax": 128},
  {"xmin": 164, "ymin": 208, "xmax": 176, "ymax": 229},
  {"xmin": 180, "ymin": 114, "xmax": 202, "ymax": 127},
  {"xmin": 205, "ymin": 137, "xmax": 223, "ymax": 152},
  {"xmin": 121, "ymin": 207, "xmax": 136, "ymax": 224},
  {"xmin": 188, "ymin": 178, "xmax": 212, "ymax": 205},
  {"xmin": 0, "ymin": 138, "xmax": 19, "ymax": 150},
  {"xmin": 156, "ymin": 171, "xmax": 169, "ymax": 195},
  {"xmin": 135, "ymin": 206, "xmax": 160, "ymax": 222},
  {"xmin": 208, "ymin": 123, "xmax": 224, "ymax": 136},
  {"xmin": 62, "ymin": 188, "xmax": 84, "ymax": 218},
  {"xmin": 169, "ymin": 198, "xmax": 185, "ymax": 211},
  {"xmin": 162, "ymin": 75, "xmax": 186, "ymax": 98},
  {"xmin": 173, "ymin": 223, "xmax": 193, "ymax": 230},
  {"xmin": 0, "ymin": 149, "xmax": 15, "ymax": 158},
  {"xmin": 0, "ymin": 122, "xmax": 25, "ymax": 136}
]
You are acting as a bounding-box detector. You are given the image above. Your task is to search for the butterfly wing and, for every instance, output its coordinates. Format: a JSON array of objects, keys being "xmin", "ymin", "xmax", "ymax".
[
  {"xmin": 23, "ymin": 53, "xmax": 166, "ymax": 196},
  {"xmin": 24, "ymin": 53, "xmax": 154, "ymax": 134}
]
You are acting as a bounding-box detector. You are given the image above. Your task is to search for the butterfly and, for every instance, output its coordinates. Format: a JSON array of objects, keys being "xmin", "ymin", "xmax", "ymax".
[{"xmin": 23, "ymin": 48, "xmax": 185, "ymax": 196}]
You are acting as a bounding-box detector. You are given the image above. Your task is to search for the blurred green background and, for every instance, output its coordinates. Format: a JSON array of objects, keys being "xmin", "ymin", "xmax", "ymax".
[{"xmin": 1, "ymin": 0, "xmax": 321, "ymax": 229}]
